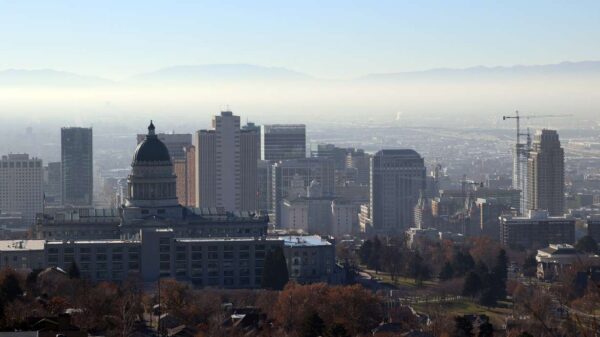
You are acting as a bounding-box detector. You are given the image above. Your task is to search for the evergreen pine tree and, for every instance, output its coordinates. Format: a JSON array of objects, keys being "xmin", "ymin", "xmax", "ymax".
[
  {"xmin": 522, "ymin": 253, "xmax": 537, "ymax": 277},
  {"xmin": 493, "ymin": 249, "xmax": 508, "ymax": 281},
  {"xmin": 453, "ymin": 316, "xmax": 474, "ymax": 337},
  {"xmin": 478, "ymin": 287, "xmax": 497, "ymax": 307},
  {"xmin": 491, "ymin": 249, "xmax": 508, "ymax": 300},
  {"xmin": 358, "ymin": 239, "xmax": 373, "ymax": 266},
  {"xmin": 477, "ymin": 321, "xmax": 494, "ymax": 337},
  {"xmin": 370, "ymin": 236, "xmax": 382, "ymax": 272},
  {"xmin": 261, "ymin": 246, "xmax": 289, "ymax": 290},
  {"xmin": 474, "ymin": 260, "xmax": 489, "ymax": 277},
  {"xmin": 517, "ymin": 332, "xmax": 534, "ymax": 337},
  {"xmin": 439, "ymin": 261, "xmax": 455, "ymax": 280},
  {"xmin": 68, "ymin": 261, "xmax": 81, "ymax": 279},
  {"xmin": 327, "ymin": 323, "xmax": 350, "ymax": 337},
  {"xmin": 0, "ymin": 272, "xmax": 23, "ymax": 302},
  {"xmin": 453, "ymin": 250, "xmax": 475, "ymax": 276},
  {"xmin": 462, "ymin": 271, "xmax": 482, "ymax": 298},
  {"xmin": 575, "ymin": 235, "xmax": 598, "ymax": 254},
  {"xmin": 300, "ymin": 311, "xmax": 325, "ymax": 337}
]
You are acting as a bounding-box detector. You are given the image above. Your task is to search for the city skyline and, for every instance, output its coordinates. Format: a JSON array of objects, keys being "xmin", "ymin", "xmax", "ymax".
[{"xmin": 0, "ymin": 3, "xmax": 599, "ymax": 336}]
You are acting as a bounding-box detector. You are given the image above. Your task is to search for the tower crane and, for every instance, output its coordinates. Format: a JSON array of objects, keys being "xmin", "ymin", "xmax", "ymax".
[
  {"xmin": 502, "ymin": 110, "xmax": 572, "ymax": 213},
  {"xmin": 502, "ymin": 110, "xmax": 572, "ymax": 152}
]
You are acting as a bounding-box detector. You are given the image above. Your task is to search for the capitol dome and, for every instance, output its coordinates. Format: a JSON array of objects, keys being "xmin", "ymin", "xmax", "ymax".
[
  {"xmin": 125, "ymin": 121, "xmax": 179, "ymax": 208},
  {"xmin": 132, "ymin": 121, "xmax": 171, "ymax": 165}
]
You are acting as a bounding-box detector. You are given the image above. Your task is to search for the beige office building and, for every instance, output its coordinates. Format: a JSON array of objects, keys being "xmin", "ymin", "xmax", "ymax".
[
  {"xmin": 194, "ymin": 111, "xmax": 258, "ymax": 211},
  {"xmin": 527, "ymin": 129, "xmax": 565, "ymax": 216},
  {"xmin": 173, "ymin": 145, "xmax": 196, "ymax": 207},
  {"xmin": 0, "ymin": 154, "xmax": 44, "ymax": 225}
]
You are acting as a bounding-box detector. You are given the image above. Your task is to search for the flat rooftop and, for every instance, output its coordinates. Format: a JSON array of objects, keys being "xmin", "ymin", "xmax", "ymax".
[
  {"xmin": 0, "ymin": 240, "xmax": 45, "ymax": 251},
  {"xmin": 279, "ymin": 235, "xmax": 332, "ymax": 247},
  {"xmin": 46, "ymin": 239, "xmax": 138, "ymax": 245},
  {"xmin": 176, "ymin": 237, "xmax": 281, "ymax": 243}
]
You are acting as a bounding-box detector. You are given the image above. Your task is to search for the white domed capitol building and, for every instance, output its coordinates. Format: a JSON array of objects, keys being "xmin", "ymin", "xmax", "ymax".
[{"xmin": 23, "ymin": 122, "xmax": 337, "ymax": 287}]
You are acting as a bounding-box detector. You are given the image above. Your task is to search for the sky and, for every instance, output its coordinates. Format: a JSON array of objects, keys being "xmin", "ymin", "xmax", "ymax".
[{"xmin": 1, "ymin": 0, "xmax": 600, "ymax": 80}]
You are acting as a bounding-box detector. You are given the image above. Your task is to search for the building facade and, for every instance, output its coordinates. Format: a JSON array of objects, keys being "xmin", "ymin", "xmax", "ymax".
[
  {"xmin": 281, "ymin": 235, "xmax": 335, "ymax": 284},
  {"xmin": 500, "ymin": 210, "xmax": 575, "ymax": 249},
  {"xmin": 280, "ymin": 196, "xmax": 356, "ymax": 237},
  {"xmin": 312, "ymin": 144, "xmax": 348, "ymax": 170},
  {"xmin": 587, "ymin": 215, "xmax": 600, "ymax": 244},
  {"xmin": 260, "ymin": 124, "xmax": 306, "ymax": 161},
  {"xmin": 194, "ymin": 112, "xmax": 258, "ymax": 211},
  {"xmin": 61, "ymin": 127, "xmax": 93, "ymax": 206},
  {"xmin": 345, "ymin": 148, "xmax": 371, "ymax": 186},
  {"xmin": 270, "ymin": 158, "xmax": 335, "ymax": 225},
  {"xmin": 536, "ymin": 244, "xmax": 600, "ymax": 281},
  {"xmin": 43, "ymin": 162, "xmax": 62, "ymax": 206},
  {"xmin": 369, "ymin": 149, "xmax": 426, "ymax": 235},
  {"xmin": 0, "ymin": 239, "xmax": 45, "ymax": 270},
  {"xmin": 527, "ymin": 129, "xmax": 565, "ymax": 216},
  {"xmin": 173, "ymin": 145, "xmax": 196, "ymax": 207},
  {"xmin": 0, "ymin": 154, "xmax": 43, "ymax": 225},
  {"xmin": 2, "ymin": 233, "xmax": 334, "ymax": 286},
  {"xmin": 241, "ymin": 125, "xmax": 260, "ymax": 211}
]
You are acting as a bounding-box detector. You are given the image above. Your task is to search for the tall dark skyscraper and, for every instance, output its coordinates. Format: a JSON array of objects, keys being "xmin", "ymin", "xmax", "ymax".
[
  {"xmin": 61, "ymin": 127, "xmax": 93, "ymax": 206},
  {"xmin": 369, "ymin": 149, "xmax": 426, "ymax": 234},
  {"xmin": 260, "ymin": 124, "xmax": 306, "ymax": 161},
  {"xmin": 527, "ymin": 129, "xmax": 565, "ymax": 216},
  {"xmin": 43, "ymin": 162, "xmax": 62, "ymax": 206}
]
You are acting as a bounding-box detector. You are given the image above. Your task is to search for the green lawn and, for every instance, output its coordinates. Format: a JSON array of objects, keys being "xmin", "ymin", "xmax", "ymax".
[
  {"xmin": 412, "ymin": 298, "xmax": 513, "ymax": 327},
  {"xmin": 361, "ymin": 266, "xmax": 437, "ymax": 289}
]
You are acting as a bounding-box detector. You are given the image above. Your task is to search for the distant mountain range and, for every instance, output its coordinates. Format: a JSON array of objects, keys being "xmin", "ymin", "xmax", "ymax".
[
  {"xmin": 359, "ymin": 61, "xmax": 600, "ymax": 81},
  {"xmin": 130, "ymin": 64, "xmax": 312, "ymax": 83},
  {"xmin": 0, "ymin": 69, "xmax": 113, "ymax": 86},
  {"xmin": 2, "ymin": 61, "xmax": 600, "ymax": 86}
]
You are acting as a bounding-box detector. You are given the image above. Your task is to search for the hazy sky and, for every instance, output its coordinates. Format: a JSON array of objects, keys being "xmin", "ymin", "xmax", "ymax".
[{"xmin": 1, "ymin": 1, "xmax": 599, "ymax": 79}]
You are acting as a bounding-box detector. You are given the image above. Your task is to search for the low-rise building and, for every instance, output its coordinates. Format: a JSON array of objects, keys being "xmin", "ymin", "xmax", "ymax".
[
  {"xmin": 500, "ymin": 210, "xmax": 575, "ymax": 249},
  {"xmin": 0, "ymin": 239, "xmax": 45, "ymax": 270},
  {"xmin": 587, "ymin": 215, "xmax": 600, "ymax": 244},
  {"xmin": 406, "ymin": 228, "xmax": 439, "ymax": 249},
  {"xmin": 358, "ymin": 204, "xmax": 371, "ymax": 233},
  {"xmin": 2, "ymin": 230, "xmax": 337, "ymax": 288},
  {"xmin": 45, "ymin": 229, "xmax": 285, "ymax": 287},
  {"xmin": 536, "ymin": 244, "xmax": 600, "ymax": 281},
  {"xmin": 280, "ymin": 197, "xmax": 357, "ymax": 237},
  {"xmin": 280, "ymin": 235, "xmax": 335, "ymax": 284}
]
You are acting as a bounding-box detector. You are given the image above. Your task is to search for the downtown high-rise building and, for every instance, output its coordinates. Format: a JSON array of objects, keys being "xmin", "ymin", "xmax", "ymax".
[
  {"xmin": 512, "ymin": 142, "xmax": 529, "ymax": 214},
  {"xmin": 173, "ymin": 145, "xmax": 196, "ymax": 207},
  {"xmin": 369, "ymin": 149, "xmax": 426, "ymax": 234},
  {"xmin": 527, "ymin": 129, "xmax": 565, "ymax": 216},
  {"xmin": 241, "ymin": 124, "xmax": 260, "ymax": 211},
  {"xmin": 0, "ymin": 154, "xmax": 43, "ymax": 224},
  {"xmin": 61, "ymin": 127, "xmax": 93, "ymax": 206},
  {"xmin": 345, "ymin": 148, "xmax": 371, "ymax": 186},
  {"xmin": 270, "ymin": 157, "xmax": 335, "ymax": 225},
  {"xmin": 311, "ymin": 143, "xmax": 348, "ymax": 170},
  {"xmin": 260, "ymin": 124, "xmax": 306, "ymax": 161},
  {"xmin": 257, "ymin": 160, "xmax": 271, "ymax": 212},
  {"xmin": 194, "ymin": 111, "xmax": 259, "ymax": 211},
  {"xmin": 43, "ymin": 162, "xmax": 62, "ymax": 206}
]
